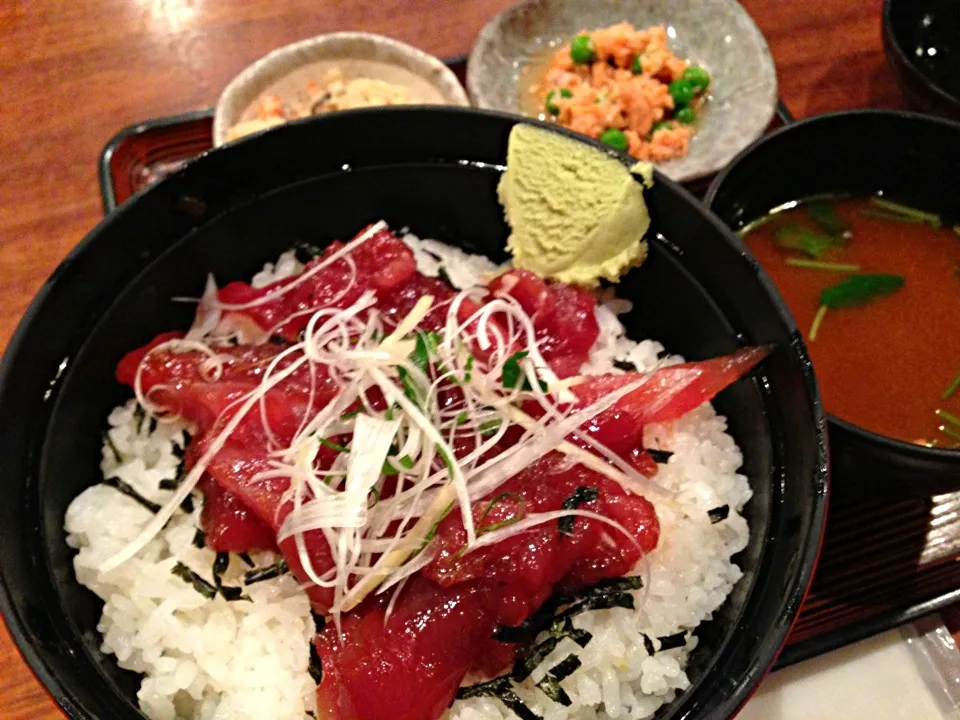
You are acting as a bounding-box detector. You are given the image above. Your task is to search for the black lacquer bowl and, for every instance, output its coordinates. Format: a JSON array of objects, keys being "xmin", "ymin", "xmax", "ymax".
[
  {"xmin": 0, "ymin": 108, "xmax": 827, "ymax": 720},
  {"xmin": 883, "ymin": 0, "xmax": 960, "ymax": 120},
  {"xmin": 706, "ymin": 109, "xmax": 960, "ymax": 497}
]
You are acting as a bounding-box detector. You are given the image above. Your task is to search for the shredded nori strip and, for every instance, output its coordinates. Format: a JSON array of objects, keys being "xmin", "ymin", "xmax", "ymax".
[
  {"xmin": 437, "ymin": 267, "xmax": 452, "ymax": 285},
  {"xmin": 642, "ymin": 634, "xmax": 656, "ymax": 656},
  {"xmin": 612, "ymin": 359, "xmax": 637, "ymax": 372},
  {"xmin": 308, "ymin": 643, "xmax": 323, "ymax": 684},
  {"xmin": 103, "ymin": 431, "xmax": 122, "ymax": 463},
  {"xmin": 180, "ymin": 494, "xmax": 195, "ymax": 514},
  {"xmin": 708, "ymin": 505, "xmax": 730, "ymax": 524},
  {"xmin": 312, "ymin": 612, "xmax": 326, "ymax": 634},
  {"xmin": 268, "ymin": 335, "xmax": 290, "ymax": 346},
  {"xmin": 133, "ymin": 403, "xmax": 146, "ymax": 434},
  {"xmin": 244, "ymin": 559, "xmax": 289, "ymax": 585},
  {"xmin": 210, "ymin": 553, "xmax": 249, "ymax": 601},
  {"xmin": 103, "ymin": 476, "xmax": 161, "ymax": 513},
  {"xmin": 148, "ymin": 416, "xmax": 158, "ymax": 434},
  {"xmin": 158, "ymin": 460, "xmax": 193, "ymax": 514},
  {"xmin": 171, "ymin": 562, "xmax": 217, "ymax": 599},
  {"xmin": 172, "ymin": 441, "xmax": 186, "ymax": 458},
  {"xmin": 238, "ymin": 553, "xmax": 254, "ymax": 567},
  {"xmin": 192, "ymin": 529, "xmax": 206, "ymax": 549},
  {"xmin": 213, "ymin": 552, "xmax": 230, "ymax": 579},
  {"xmin": 457, "ymin": 677, "xmax": 542, "ymax": 720},
  {"xmin": 497, "ymin": 688, "xmax": 542, "ymax": 720},
  {"xmin": 535, "ymin": 654, "xmax": 581, "ymax": 706},
  {"xmin": 647, "ymin": 448, "xmax": 674, "ymax": 464},
  {"xmin": 558, "ymin": 486, "xmax": 599, "ymax": 535},
  {"xmin": 642, "ymin": 631, "xmax": 688, "ymax": 654},
  {"xmin": 295, "ymin": 242, "xmax": 324, "ymax": 263},
  {"xmin": 512, "ymin": 636, "xmax": 560, "ymax": 681},
  {"xmin": 494, "ymin": 576, "xmax": 643, "ymax": 644},
  {"xmin": 457, "ymin": 675, "xmax": 511, "ymax": 700},
  {"xmin": 658, "ymin": 632, "xmax": 687, "ymax": 651}
]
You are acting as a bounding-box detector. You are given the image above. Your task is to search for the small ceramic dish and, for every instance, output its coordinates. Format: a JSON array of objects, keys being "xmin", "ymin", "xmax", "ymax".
[
  {"xmin": 213, "ymin": 32, "xmax": 470, "ymax": 146},
  {"xmin": 467, "ymin": 0, "xmax": 778, "ymax": 183}
]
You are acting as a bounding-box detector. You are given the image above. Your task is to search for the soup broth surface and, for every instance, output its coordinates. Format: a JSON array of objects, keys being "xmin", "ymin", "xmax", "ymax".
[{"xmin": 743, "ymin": 197, "xmax": 960, "ymax": 446}]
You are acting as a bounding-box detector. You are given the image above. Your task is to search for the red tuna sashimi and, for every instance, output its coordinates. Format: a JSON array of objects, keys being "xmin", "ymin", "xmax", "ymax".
[
  {"xmin": 199, "ymin": 475, "xmax": 278, "ymax": 552},
  {"xmin": 217, "ymin": 226, "xmax": 417, "ymax": 340},
  {"xmin": 423, "ymin": 452, "xmax": 659, "ymax": 625},
  {"xmin": 489, "ymin": 269, "xmax": 600, "ymax": 378},
  {"xmin": 314, "ymin": 577, "xmax": 495, "ymax": 720},
  {"xmin": 574, "ymin": 346, "xmax": 770, "ymax": 435},
  {"xmin": 313, "ymin": 454, "xmax": 659, "ymax": 720}
]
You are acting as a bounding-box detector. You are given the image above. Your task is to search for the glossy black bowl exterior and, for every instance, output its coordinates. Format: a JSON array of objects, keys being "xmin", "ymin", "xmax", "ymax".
[
  {"xmin": 0, "ymin": 108, "xmax": 827, "ymax": 720},
  {"xmin": 883, "ymin": 0, "xmax": 960, "ymax": 120},
  {"xmin": 706, "ymin": 109, "xmax": 960, "ymax": 496}
]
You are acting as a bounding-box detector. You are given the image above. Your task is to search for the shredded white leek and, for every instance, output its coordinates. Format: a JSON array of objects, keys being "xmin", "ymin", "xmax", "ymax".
[{"xmin": 104, "ymin": 222, "xmax": 675, "ymax": 620}]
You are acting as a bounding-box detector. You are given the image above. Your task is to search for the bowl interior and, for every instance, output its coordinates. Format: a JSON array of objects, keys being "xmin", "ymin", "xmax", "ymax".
[
  {"xmin": 467, "ymin": 0, "xmax": 778, "ymax": 183},
  {"xmin": 0, "ymin": 109, "xmax": 825, "ymax": 720},
  {"xmin": 213, "ymin": 32, "xmax": 470, "ymax": 146}
]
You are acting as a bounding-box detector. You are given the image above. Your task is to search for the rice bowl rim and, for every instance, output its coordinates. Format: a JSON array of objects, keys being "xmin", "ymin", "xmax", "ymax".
[{"xmin": 0, "ymin": 105, "xmax": 828, "ymax": 720}]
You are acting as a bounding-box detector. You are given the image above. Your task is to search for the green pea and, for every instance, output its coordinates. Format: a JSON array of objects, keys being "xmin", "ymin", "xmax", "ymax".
[
  {"xmin": 651, "ymin": 121, "xmax": 674, "ymax": 134},
  {"xmin": 682, "ymin": 66, "xmax": 711, "ymax": 92},
  {"xmin": 600, "ymin": 128, "xmax": 628, "ymax": 152},
  {"xmin": 669, "ymin": 79, "xmax": 696, "ymax": 107},
  {"xmin": 631, "ymin": 54, "xmax": 644, "ymax": 75},
  {"xmin": 570, "ymin": 34, "xmax": 596, "ymax": 64},
  {"xmin": 675, "ymin": 106, "xmax": 697, "ymax": 124},
  {"xmin": 545, "ymin": 88, "xmax": 573, "ymax": 115}
]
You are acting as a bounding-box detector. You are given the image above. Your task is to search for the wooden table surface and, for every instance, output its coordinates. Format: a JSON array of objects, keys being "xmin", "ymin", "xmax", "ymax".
[{"xmin": 0, "ymin": 0, "xmax": 915, "ymax": 717}]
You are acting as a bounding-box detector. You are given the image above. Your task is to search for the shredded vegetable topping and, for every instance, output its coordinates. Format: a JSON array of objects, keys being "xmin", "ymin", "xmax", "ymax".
[{"xmin": 100, "ymin": 225, "xmax": 676, "ymax": 628}]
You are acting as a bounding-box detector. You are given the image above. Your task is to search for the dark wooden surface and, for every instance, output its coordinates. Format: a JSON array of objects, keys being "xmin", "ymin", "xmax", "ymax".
[{"xmin": 0, "ymin": 0, "xmax": 913, "ymax": 717}]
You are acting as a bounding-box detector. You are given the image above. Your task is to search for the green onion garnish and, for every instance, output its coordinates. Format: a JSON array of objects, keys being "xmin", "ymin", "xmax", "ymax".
[
  {"xmin": 809, "ymin": 305, "xmax": 829, "ymax": 341},
  {"xmin": 318, "ymin": 437, "xmax": 350, "ymax": 454},
  {"xmin": 942, "ymin": 372, "xmax": 960, "ymax": 401},
  {"xmin": 859, "ymin": 209, "xmax": 925, "ymax": 224},
  {"xmin": 936, "ymin": 409, "xmax": 960, "ymax": 429},
  {"xmin": 940, "ymin": 425, "xmax": 960, "ymax": 443},
  {"xmin": 869, "ymin": 197, "xmax": 942, "ymax": 227},
  {"xmin": 785, "ymin": 258, "xmax": 861, "ymax": 273},
  {"xmin": 737, "ymin": 214, "xmax": 777, "ymax": 237}
]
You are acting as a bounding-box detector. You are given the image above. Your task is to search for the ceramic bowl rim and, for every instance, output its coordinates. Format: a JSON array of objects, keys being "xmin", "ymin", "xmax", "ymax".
[
  {"xmin": 212, "ymin": 31, "xmax": 470, "ymax": 146},
  {"xmin": 465, "ymin": 0, "xmax": 779, "ymax": 182}
]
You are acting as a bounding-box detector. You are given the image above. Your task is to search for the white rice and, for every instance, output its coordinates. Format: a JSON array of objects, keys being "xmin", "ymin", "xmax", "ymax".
[{"xmin": 65, "ymin": 235, "xmax": 751, "ymax": 720}]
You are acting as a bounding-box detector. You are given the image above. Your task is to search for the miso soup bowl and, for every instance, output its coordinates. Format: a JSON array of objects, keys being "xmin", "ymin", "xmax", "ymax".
[{"xmin": 706, "ymin": 109, "xmax": 960, "ymax": 496}]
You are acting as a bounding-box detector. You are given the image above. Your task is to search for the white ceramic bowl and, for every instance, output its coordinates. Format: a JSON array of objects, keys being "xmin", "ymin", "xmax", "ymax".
[
  {"xmin": 467, "ymin": 0, "xmax": 778, "ymax": 183},
  {"xmin": 214, "ymin": 32, "xmax": 470, "ymax": 147}
]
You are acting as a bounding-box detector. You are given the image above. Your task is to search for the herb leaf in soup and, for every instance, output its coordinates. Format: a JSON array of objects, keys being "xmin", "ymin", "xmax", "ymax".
[
  {"xmin": 805, "ymin": 200, "xmax": 848, "ymax": 237},
  {"xmin": 820, "ymin": 274, "xmax": 905, "ymax": 309},
  {"xmin": 773, "ymin": 225, "xmax": 837, "ymax": 259}
]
